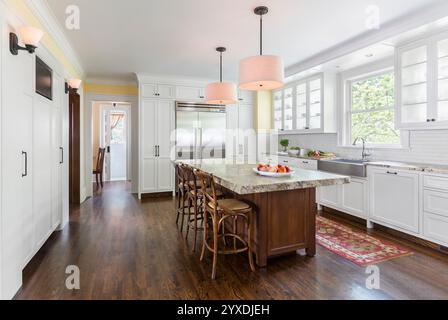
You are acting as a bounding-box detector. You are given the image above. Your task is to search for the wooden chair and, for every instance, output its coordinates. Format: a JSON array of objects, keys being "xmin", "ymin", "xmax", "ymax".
[
  {"xmin": 196, "ymin": 170, "xmax": 255, "ymax": 279},
  {"xmin": 93, "ymin": 147, "xmax": 106, "ymax": 188}
]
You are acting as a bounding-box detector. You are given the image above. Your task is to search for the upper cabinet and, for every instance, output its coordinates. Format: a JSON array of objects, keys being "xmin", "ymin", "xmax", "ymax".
[
  {"xmin": 396, "ymin": 31, "xmax": 448, "ymax": 129},
  {"xmin": 272, "ymin": 73, "xmax": 336, "ymax": 134},
  {"xmin": 141, "ymin": 83, "xmax": 175, "ymax": 99}
]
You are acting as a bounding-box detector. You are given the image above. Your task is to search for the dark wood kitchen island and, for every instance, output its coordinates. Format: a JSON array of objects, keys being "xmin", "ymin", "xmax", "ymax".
[{"xmin": 177, "ymin": 159, "xmax": 350, "ymax": 267}]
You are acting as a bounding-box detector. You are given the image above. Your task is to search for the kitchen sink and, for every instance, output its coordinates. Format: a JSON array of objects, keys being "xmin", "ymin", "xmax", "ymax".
[{"xmin": 318, "ymin": 158, "xmax": 368, "ymax": 177}]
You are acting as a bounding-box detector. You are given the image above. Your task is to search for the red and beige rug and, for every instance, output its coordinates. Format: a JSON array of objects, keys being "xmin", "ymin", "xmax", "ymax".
[{"xmin": 316, "ymin": 216, "xmax": 413, "ymax": 266}]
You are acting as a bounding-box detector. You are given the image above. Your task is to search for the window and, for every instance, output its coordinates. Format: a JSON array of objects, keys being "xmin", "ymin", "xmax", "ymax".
[{"xmin": 348, "ymin": 71, "xmax": 400, "ymax": 146}]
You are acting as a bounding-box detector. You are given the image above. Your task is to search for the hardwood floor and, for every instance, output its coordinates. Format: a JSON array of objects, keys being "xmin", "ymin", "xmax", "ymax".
[{"xmin": 15, "ymin": 181, "xmax": 448, "ymax": 299}]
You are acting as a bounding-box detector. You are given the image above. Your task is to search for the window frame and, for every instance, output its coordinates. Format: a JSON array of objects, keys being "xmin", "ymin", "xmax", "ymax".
[{"xmin": 341, "ymin": 66, "xmax": 409, "ymax": 149}]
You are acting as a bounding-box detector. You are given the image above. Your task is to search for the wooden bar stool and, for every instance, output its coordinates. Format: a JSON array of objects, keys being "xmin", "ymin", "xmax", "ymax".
[
  {"xmin": 195, "ymin": 170, "xmax": 255, "ymax": 279},
  {"xmin": 176, "ymin": 164, "xmax": 193, "ymax": 232},
  {"xmin": 184, "ymin": 165, "xmax": 224, "ymax": 252}
]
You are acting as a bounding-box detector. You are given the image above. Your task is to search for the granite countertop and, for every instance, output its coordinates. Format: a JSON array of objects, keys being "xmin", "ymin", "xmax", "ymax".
[
  {"xmin": 365, "ymin": 161, "xmax": 448, "ymax": 174},
  {"xmin": 264, "ymin": 152, "xmax": 337, "ymax": 161},
  {"xmin": 176, "ymin": 159, "xmax": 350, "ymax": 195},
  {"xmin": 273, "ymin": 153, "xmax": 448, "ymax": 175}
]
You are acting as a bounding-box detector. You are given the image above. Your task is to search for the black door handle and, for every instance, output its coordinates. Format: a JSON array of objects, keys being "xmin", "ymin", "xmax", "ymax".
[
  {"xmin": 59, "ymin": 147, "xmax": 63, "ymax": 164},
  {"xmin": 22, "ymin": 151, "xmax": 27, "ymax": 177},
  {"xmin": 107, "ymin": 146, "xmax": 111, "ymax": 153}
]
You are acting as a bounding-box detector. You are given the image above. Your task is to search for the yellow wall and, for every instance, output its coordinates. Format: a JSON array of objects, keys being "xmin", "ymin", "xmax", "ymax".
[
  {"xmin": 256, "ymin": 91, "xmax": 272, "ymax": 131},
  {"xmin": 84, "ymin": 83, "xmax": 138, "ymax": 96},
  {"xmin": 5, "ymin": 0, "xmax": 81, "ymax": 78}
]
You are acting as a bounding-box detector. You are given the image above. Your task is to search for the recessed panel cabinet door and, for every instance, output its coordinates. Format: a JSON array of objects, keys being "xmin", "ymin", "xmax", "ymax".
[
  {"xmin": 33, "ymin": 99, "xmax": 53, "ymax": 250},
  {"xmin": 156, "ymin": 101, "xmax": 174, "ymax": 191},
  {"xmin": 141, "ymin": 100, "xmax": 157, "ymax": 192},
  {"xmin": 369, "ymin": 168, "xmax": 419, "ymax": 233}
]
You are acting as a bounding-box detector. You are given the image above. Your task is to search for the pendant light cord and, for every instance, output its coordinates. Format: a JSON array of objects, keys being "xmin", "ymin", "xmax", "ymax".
[
  {"xmin": 259, "ymin": 14, "xmax": 263, "ymax": 55},
  {"xmin": 220, "ymin": 51, "xmax": 223, "ymax": 82}
]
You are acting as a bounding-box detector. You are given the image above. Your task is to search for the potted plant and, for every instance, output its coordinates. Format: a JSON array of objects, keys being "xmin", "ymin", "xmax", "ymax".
[
  {"xmin": 279, "ymin": 139, "xmax": 289, "ymax": 152},
  {"xmin": 288, "ymin": 146, "xmax": 300, "ymax": 156}
]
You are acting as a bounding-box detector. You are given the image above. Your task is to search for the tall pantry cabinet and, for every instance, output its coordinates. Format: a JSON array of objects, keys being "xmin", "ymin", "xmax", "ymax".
[{"xmin": 1, "ymin": 26, "xmax": 65, "ymax": 298}]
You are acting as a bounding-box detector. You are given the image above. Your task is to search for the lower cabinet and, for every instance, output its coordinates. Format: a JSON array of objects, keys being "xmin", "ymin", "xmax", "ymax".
[
  {"xmin": 422, "ymin": 173, "xmax": 448, "ymax": 245},
  {"xmin": 368, "ymin": 167, "xmax": 419, "ymax": 234},
  {"xmin": 317, "ymin": 176, "xmax": 367, "ymax": 219}
]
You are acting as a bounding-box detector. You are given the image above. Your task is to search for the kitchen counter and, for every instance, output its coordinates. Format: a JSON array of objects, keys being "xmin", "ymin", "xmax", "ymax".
[
  {"xmin": 366, "ymin": 161, "xmax": 448, "ymax": 175},
  {"xmin": 271, "ymin": 153, "xmax": 448, "ymax": 175},
  {"xmin": 264, "ymin": 152, "xmax": 336, "ymax": 161},
  {"xmin": 178, "ymin": 159, "xmax": 350, "ymax": 194},
  {"xmin": 175, "ymin": 159, "xmax": 350, "ymax": 267}
]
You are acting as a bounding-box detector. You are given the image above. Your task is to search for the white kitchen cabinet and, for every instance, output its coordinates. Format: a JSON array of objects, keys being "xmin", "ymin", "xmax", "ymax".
[
  {"xmin": 318, "ymin": 184, "xmax": 341, "ymax": 208},
  {"xmin": 423, "ymin": 213, "xmax": 448, "ymax": 245},
  {"xmin": 1, "ymin": 47, "xmax": 66, "ymax": 299},
  {"xmin": 225, "ymin": 103, "xmax": 255, "ymax": 162},
  {"xmin": 368, "ymin": 167, "xmax": 419, "ymax": 233},
  {"xmin": 139, "ymin": 99, "xmax": 174, "ymax": 195},
  {"xmin": 317, "ymin": 176, "xmax": 367, "ymax": 219},
  {"xmin": 341, "ymin": 178, "xmax": 367, "ymax": 218},
  {"xmin": 176, "ymin": 85, "xmax": 205, "ymax": 101},
  {"xmin": 141, "ymin": 83, "xmax": 176, "ymax": 99},
  {"xmin": 396, "ymin": 30, "xmax": 448, "ymax": 129},
  {"xmin": 272, "ymin": 73, "xmax": 336, "ymax": 134},
  {"xmin": 238, "ymin": 90, "xmax": 254, "ymax": 104},
  {"xmin": 422, "ymin": 173, "xmax": 448, "ymax": 245}
]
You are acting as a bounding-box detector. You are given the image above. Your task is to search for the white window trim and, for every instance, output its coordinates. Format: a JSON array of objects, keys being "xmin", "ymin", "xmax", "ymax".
[{"xmin": 339, "ymin": 62, "xmax": 410, "ymax": 150}]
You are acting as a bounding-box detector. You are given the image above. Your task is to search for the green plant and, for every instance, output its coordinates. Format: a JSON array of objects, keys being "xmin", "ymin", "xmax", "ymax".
[
  {"xmin": 279, "ymin": 139, "xmax": 289, "ymax": 148},
  {"xmin": 289, "ymin": 146, "xmax": 300, "ymax": 150}
]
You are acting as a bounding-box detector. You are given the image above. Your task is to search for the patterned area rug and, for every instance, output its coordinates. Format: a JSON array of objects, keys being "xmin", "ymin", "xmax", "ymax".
[{"xmin": 316, "ymin": 216, "xmax": 413, "ymax": 266}]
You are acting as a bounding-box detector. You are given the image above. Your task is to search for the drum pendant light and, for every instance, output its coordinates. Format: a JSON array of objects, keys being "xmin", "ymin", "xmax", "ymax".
[
  {"xmin": 205, "ymin": 47, "xmax": 237, "ymax": 105},
  {"xmin": 239, "ymin": 6, "xmax": 284, "ymax": 91}
]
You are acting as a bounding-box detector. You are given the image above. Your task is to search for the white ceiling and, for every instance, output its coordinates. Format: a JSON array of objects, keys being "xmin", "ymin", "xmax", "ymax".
[{"xmin": 45, "ymin": 0, "xmax": 445, "ymax": 82}]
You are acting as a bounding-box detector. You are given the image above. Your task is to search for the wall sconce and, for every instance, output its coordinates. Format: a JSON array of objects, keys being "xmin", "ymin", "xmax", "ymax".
[
  {"xmin": 65, "ymin": 79, "xmax": 82, "ymax": 94},
  {"xmin": 10, "ymin": 26, "xmax": 44, "ymax": 55}
]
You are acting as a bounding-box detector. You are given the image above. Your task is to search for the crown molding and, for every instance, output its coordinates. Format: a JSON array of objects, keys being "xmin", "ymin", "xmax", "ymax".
[
  {"xmin": 25, "ymin": 0, "xmax": 85, "ymax": 78},
  {"xmin": 285, "ymin": 1, "xmax": 448, "ymax": 77}
]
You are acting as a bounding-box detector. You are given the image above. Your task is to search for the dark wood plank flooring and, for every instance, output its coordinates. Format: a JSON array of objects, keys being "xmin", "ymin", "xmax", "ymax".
[{"xmin": 15, "ymin": 182, "xmax": 448, "ymax": 299}]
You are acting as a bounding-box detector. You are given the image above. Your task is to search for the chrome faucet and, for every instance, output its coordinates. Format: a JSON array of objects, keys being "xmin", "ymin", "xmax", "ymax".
[{"xmin": 352, "ymin": 137, "xmax": 371, "ymax": 160}]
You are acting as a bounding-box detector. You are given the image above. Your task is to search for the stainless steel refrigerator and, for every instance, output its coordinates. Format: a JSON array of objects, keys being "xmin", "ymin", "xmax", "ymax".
[{"xmin": 175, "ymin": 102, "xmax": 226, "ymax": 160}]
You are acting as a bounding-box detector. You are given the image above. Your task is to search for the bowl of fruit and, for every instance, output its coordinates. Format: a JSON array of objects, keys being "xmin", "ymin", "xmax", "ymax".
[{"xmin": 253, "ymin": 163, "xmax": 294, "ymax": 177}]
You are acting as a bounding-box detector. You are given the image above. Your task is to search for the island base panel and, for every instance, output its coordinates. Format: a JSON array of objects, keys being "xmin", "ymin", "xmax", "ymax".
[{"xmin": 235, "ymin": 188, "xmax": 317, "ymax": 267}]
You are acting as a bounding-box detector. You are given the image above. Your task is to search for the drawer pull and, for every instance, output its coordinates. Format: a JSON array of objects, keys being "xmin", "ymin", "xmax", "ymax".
[
  {"xmin": 302, "ymin": 161, "xmax": 309, "ymax": 164},
  {"xmin": 387, "ymin": 171, "xmax": 398, "ymax": 175}
]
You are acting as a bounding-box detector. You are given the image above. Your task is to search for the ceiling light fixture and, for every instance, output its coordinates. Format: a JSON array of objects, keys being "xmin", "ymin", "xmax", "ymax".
[
  {"xmin": 239, "ymin": 6, "xmax": 284, "ymax": 91},
  {"xmin": 205, "ymin": 47, "xmax": 237, "ymax": 105},
  {"xmin": 10, "ymin": 26, "xmax": 43, "ymax": 55}
]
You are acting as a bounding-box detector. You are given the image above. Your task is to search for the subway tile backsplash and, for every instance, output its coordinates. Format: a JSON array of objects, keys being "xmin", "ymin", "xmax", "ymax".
[{"xmin": 279, "ymin": 130, "xmax": 448, "ymax": 165}]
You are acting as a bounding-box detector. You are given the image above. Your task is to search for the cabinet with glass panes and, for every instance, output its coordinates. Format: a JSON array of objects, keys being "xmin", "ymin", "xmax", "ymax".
[
  {"xmin": 396, "ymin": 30, "xmax": 448, "ymax": 129},
  {"xmin": 272, "ymin": 73, "xmax": 336, "ymax": 133}
]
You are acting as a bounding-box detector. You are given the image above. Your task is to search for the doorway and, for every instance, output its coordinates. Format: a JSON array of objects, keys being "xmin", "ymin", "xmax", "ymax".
[{"xmin": 92, "ymin": 102, "xmax": 131, "ymax": 185}]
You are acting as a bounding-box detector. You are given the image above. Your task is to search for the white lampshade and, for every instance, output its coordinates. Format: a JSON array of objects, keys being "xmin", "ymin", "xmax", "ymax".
[
  {"xmin": 68, "ymin": 79, "xmax": 82, "ymax": 89},
  {"xmin": 205, "ymin": 82, "xmax": 237, "ymax": 105},
  {"xmin": 19, "ymin": 26, "xmax": 43, "ymax": 47},
  {"xmin": 239, "ymin": 55, "xmax": 284, "ymax": 91}
]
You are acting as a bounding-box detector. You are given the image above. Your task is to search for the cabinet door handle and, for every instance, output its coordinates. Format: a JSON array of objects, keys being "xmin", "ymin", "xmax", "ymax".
[
  {"xmin": 426, "ymin": 119, "xmax": 431, "ymax": 122},
  {"xmin": 283, "ymin": 160, "xmax": 289, "ymax": 163},
  {"xmin": 156, "ymin": 145, "xmax": 160, "ymax": 157},
  {"xmin": 22, "ymin": 151, "xmax": 27, "ymax": 177},
  {"xmin": 386, "ymin": 171, "xmax": 398, "ymax": 175},
  {"xmin": 303, "ymin": 161, "xmax": 309, "ymax": 164},
  {"xmin": 59, "ymin": 147, "xmax": 64, "ymax": 164},
  {"xmin": 432, "ymin": 119, "xmax": 436, "ymax": 122},
  {"xmin": 155, "ymin": 145, "xmax": 157, "ymax": 157}
]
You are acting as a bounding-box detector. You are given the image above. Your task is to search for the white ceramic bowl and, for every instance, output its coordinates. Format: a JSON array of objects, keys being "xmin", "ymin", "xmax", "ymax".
[{"xmin": 253, "ymin": 168, "xmax": 295, "ymax": 177}]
